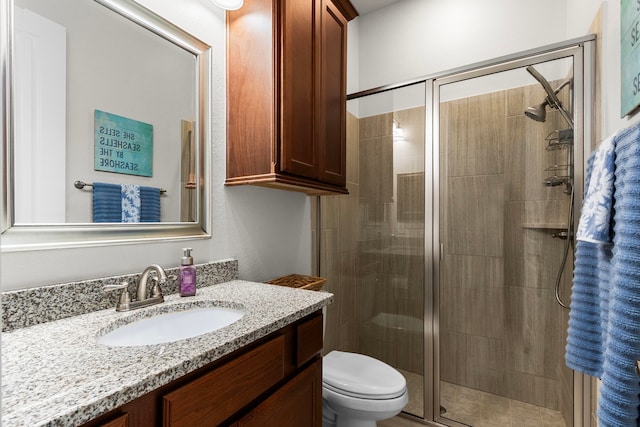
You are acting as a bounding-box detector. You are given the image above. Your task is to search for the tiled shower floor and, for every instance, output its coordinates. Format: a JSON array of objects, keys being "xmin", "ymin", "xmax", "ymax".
[{"xmin": 381, "ymin": 371, "xmax": 567, "ymax": 427}]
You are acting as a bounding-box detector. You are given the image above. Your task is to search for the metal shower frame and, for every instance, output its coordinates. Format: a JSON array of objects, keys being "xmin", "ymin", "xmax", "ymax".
[{"xmin": 346, "ymin": 34, "xmax": 596, "ymax": 427}]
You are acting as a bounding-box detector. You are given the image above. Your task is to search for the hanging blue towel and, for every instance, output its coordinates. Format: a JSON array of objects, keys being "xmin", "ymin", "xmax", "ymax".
[
  {"xmin": 598, "ymin": 122, "xmax": 640, "ymax": 427},
  {"xmin": 566, "ymin": 147, "xmax": 614, "ymax": 377},
  {"xmin": 566, "ymin": 238, "xmax": 608, "ymax": 377},
  {"xmin": 92, "ymin": 182, "xmax": 161, "ymax": 223},
  {"xmin": 92, "ymin": 182, "xmax": 122, "ymax": 223},
  {"xmin": 568, "ymin": 122, "xmax": 640, "ymax": 427},
  {"xmin": 140, "ymin": 186, "xmax": 161, "ymax": 222},
  {"xmin": 121, "ymin": 184, "xmax": 141, "ymax": 222},
  {"xmin": 576, "ymin": 133, "xmax": 616, "ymax": 244}
]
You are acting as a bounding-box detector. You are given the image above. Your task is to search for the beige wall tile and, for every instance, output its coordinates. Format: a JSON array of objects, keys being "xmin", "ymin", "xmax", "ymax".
[
  {"xmin": 443, "ymin": 254, "xmax": 504, "ymax": 290},
  {"xmin": 441, "ymin": 83, "xmax": 573, "ymax": 414},
  {"xmin": 346, "ymin": 111, "xmax": 360, "ymax": 185},
  {"xmin": 445, "ymin": 174, "xmax": 504, "ymax": 257}
]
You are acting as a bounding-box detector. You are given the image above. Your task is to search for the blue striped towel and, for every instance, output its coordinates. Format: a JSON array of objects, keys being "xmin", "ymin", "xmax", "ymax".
[
  {"xmin": 92, "ymin": 182, "xmax": 121, "ymax": 223},
  {"xmin": 92, "ymin": 182, "xmax": 161, "ymax": 223},
  {"xmin": 140, "ymin": 186, "xmax": 161, "ymax": 222},
  {"xmin": 598, "ymin": 122, "xmax": 640, "ymax": 427},
  {"xmin": 566, "ymin": 147, "xmax": 614, "ymax": 377}
]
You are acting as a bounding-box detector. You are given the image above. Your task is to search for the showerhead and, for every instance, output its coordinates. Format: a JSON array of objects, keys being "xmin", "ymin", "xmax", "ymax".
[
  {"xmin": 524, "ymin": 66, "xmax": 574, "ymax": 129},
  {"xmin": 524, "ymin": 102, "xmax": 548, "ymax": 122}
]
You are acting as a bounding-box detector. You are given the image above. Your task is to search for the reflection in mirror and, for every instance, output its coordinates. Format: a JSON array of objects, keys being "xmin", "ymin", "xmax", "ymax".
[{"xmin": 1, "ymin": 0, "xmax": 211, "ymax": 250}]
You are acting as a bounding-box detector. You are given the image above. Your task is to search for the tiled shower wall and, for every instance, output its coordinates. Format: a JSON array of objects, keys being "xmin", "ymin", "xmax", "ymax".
[
  {"xmin": 317, "ymin": 107, "xmax": 425, "ymax": 378},
  {"xmin": 357, "ymin": 107, "xmax": 425, "ymax": 375},
  {"xmin": 316, "ymin": 112, "xmax": 361, "ymax": 355},
  {"xmin": 439, "ymin": 83, "xmax": 574, "ymax": 423}
]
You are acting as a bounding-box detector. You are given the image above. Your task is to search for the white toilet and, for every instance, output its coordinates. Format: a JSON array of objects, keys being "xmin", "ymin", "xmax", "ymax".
[{"xmin": 322, "ymin": 350, "xmax": 408, "ymax": 427}]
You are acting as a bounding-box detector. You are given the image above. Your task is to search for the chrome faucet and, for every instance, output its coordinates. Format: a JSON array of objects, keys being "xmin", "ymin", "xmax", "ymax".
[
  {"xmin": 137, "ymin": 264, "xmax": 168, "ymax": 301},
  {"xmin": 104, "ymin": 264, "xmax": 169, "ymax": 312}
]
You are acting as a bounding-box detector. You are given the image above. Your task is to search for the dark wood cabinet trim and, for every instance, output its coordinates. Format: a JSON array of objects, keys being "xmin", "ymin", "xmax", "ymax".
[
  {"xmin": 330, "ymin": 0, "xmax": 358, "ymax": 20},
  {"xmin": 225, "ymin": 173, "xmax": 349, "ymax": 195},
  {"xmin": 296, "ymin": 313, "xmax": 324, "ymax": 367}
]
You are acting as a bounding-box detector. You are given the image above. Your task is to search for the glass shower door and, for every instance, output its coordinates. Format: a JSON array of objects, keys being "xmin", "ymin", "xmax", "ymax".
[
  {"xmin": 319, "ymin": 82, "xmax": 427, "ymax": 420},
  {"xmin": 435, "ymin": 53, "xmax": 581, "ymax": 427}
]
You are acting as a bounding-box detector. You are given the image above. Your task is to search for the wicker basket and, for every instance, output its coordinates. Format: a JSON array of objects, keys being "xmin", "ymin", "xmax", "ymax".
[{"xmin": 266, "ymin": 274, "xmax": 326, "ymax": 292}]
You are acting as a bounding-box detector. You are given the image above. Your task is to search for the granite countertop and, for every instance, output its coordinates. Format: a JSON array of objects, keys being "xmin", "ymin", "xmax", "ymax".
[{"xmin": 1, "ymin": 280, "xmax": 333, "ymax": 427}]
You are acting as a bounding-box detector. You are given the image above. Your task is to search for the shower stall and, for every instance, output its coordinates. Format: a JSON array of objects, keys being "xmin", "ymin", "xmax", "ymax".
[{"xmin": 316, "ymin": 36, "xmax": 595, "ymax": 426}]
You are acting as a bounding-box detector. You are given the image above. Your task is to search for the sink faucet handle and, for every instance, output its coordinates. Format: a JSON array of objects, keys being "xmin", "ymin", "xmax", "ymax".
[
  {"xmin": 149, "ymin": 277, "xmax": 164, "ymax": 299},
  {"xmin": 103, "ymin": 281, "xmax": 127, "ymax": 291},
  {"xmin": 104, "ymin": 281, "xmax": 132, "ymax": 306}
]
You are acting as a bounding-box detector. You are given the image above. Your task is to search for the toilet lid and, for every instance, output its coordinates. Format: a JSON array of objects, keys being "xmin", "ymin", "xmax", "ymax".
[{"xmin": 322, "ymin": 351, "xmax": 407, "ymax": 399}]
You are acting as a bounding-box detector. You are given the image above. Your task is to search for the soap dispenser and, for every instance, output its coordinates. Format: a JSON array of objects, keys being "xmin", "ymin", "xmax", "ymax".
[{"xmin": 179, "ymin": 248, "xmax": 196, "ymax": 296}]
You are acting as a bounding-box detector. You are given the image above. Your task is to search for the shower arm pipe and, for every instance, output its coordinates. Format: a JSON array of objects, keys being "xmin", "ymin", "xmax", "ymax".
[{"xmin": 526, "ymin": 66, "xmax": 574, "ymax": 129}]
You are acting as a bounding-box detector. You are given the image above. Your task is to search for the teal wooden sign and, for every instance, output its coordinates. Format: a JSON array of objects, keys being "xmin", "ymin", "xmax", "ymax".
[
  {"xmin": 94, "ymin": 110, "xmax": 153, "ymax": 177},
  {"xmin": 621, "ymin": 0, "xmax": 640, "ymax": 116}
]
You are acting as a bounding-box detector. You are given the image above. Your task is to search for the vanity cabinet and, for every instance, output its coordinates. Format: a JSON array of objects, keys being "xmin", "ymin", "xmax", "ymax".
[
  {"xmin": 80, "ymin": 311, "xmax": 323, "ymax": 427},
  {"xmin": 225, "ymin": 0, "xmax": 358, "ymax": 195}
]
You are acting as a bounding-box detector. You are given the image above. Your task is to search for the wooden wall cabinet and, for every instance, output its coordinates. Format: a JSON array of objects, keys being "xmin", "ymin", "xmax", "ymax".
[
  {"xmin": 81, "ymin": 312, "xmax": 324, "ymax": 427},
  {"xmin": 226, "ymin": 0, "xmax": 358, "ymax": 195}
]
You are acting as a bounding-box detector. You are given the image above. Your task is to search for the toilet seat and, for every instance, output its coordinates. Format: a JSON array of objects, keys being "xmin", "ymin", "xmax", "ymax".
[
  {"xmin": 323, "ymin": 382, "xmax": 409, "ymax": 414},
  {"xmin": 322, "ymin": 351, "xmax": 407, "ymax": 400}
]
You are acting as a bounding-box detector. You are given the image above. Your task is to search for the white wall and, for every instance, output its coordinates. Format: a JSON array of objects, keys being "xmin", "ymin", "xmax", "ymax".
[
  {"xmin": 566, "ymin": 0, "xmax": 640, "ymax": 136},
  {"xmin": 351, "ymin": 0, "xmax": 640, "ymax": 135},
  {"xmin": 1, "ymin": 0, "xmax": 312, "ymax": 290},
  {"xmin": 353, "ymin": 0, "xmax": 569, "ymax": 91}
]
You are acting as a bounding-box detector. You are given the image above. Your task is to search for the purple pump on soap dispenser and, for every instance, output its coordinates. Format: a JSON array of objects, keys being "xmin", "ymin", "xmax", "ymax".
[{"xmin": 179, "ymin": 248, "xmax": 196, "ymax": 296}]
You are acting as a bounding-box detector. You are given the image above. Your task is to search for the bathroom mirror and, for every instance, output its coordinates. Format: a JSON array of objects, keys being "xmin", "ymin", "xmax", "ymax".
[{"xmin": 1, "ymin": 0, "xmax": 212, "ymax": 250}]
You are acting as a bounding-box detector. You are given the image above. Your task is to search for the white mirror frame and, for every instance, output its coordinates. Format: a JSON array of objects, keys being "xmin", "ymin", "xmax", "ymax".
[{"xmin": 1, "ymin": 0, "xmax": 212, "ymax": 251}]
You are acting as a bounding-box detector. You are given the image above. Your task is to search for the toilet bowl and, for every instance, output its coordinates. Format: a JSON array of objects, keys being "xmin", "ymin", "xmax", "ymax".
[{"xmin": 322, "ymin": 350, "xmax": 408, "ymax": 427}]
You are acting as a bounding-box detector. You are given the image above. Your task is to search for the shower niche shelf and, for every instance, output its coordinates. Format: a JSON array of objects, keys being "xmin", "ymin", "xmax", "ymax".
[
  {"xmin": 522, "ymin": 223, "xmax": 568, "ymax": 230},
  {"xmin": 522, "ymin": 222, "xmax": 567, "ymax": 230}
]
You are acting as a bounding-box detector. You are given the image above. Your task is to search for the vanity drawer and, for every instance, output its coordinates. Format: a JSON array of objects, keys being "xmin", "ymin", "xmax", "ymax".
[
  {"xmin": 96, "ymin": 414, "xmax": 129, "ymax": 427},
  {"xmin": 162, "ymin": 335, "xmax": 285, "ymax": 427}
]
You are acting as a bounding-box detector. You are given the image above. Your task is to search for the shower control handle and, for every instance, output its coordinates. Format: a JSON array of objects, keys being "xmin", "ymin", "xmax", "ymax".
[{"xmin": 552, "ymin": 231, "xmax": 570, "ymax": 240}]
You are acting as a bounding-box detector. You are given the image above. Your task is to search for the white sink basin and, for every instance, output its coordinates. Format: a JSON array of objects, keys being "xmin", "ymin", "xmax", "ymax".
[{"xmin": 98, "ymin": 306, "xmax": 245, "ymax": 347}]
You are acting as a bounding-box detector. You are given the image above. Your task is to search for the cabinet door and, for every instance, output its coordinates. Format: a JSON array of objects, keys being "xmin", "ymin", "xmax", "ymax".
[
  {"xmin": 237, "ymin": 359, "xmax": 322, "ymax": 427},
  {"xmin": 96, "ymin": 414, "xmax": 128, "ymax": 427},
  {"xmin": 280, "ymin": 0, "xmax": 319, "ymax": 179},
  {"xmin": 318, "ymin": 0, "xmax": 347, "ymax": 187}
]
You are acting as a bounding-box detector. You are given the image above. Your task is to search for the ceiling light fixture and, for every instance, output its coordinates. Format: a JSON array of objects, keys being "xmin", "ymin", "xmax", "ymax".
[{"xmin": 211, "ymin": 0, "xmax": 243, "ymax": 10}]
